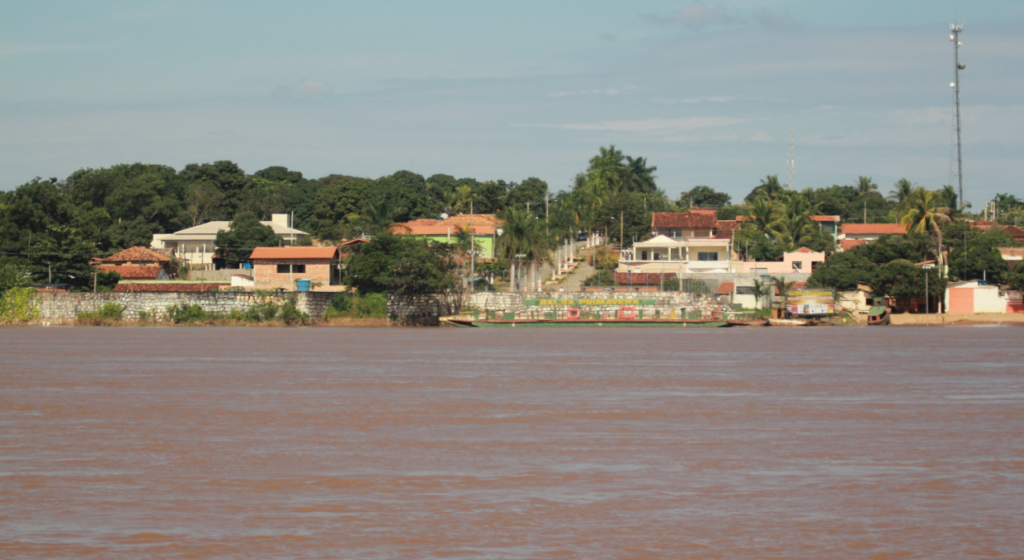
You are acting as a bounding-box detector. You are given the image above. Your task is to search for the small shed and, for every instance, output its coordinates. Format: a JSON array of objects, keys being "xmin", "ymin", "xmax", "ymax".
[
  {"xmin": 945, "ymin": 280, "xmax": 1007, "ymax": 314},
  {"xmin": 249, "ymin": 246, "xmax": 341, "ymax": 289}
]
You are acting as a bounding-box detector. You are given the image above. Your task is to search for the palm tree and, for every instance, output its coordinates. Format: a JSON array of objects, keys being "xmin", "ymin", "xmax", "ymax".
[
  {"xmin": 751, "ymin": 279, "xmax": 771, "ymax": 311},
  {"xmin": 748, "ymin": 197, "xmax": 781, "ymax": 235},
  {"xmin": 496, "ymin": 207, "xmax": 551, "ymax": 290},
  {"xmin": 935, "ymin": 185, "xmax": 968, "ymax": 218},
  {"xmin": 772, "ymin": 277, "xmax": 797, "ymax": 314},
  {"xmin": 899, "ymin": 188, "xmax": 952, "ymax": 269},
  {"xmin": 751, "ymin": 175, "xmax": 784, "ymax": 202},
  {"xmin": 774, "ymin": 214, "xmax": 815, "ymax": 251},
  {"xmin": 889, "ymin": 178, "xmax": 914, "ymax": 206},
  {"xmin": 856, "ymin": 176, "xmax": 878, "ymax": 198},
  {"xmin": 359, "ymin": 197, "xmax": 402, "ymax": 236},
  {"xmin": 624, "ymin": 156, "xmax": 658, "ymax": 194},
  {"xmin": 447, "ymin": 184, "xmax": 478, "ymax": 214}
]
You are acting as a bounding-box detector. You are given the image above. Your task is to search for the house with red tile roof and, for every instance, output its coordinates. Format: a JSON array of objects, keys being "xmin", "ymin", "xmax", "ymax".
[
  {"xmin": 840, "ymin": 223, "xmax": 908, "ymax": 240},
  {"xmin": 392, "ymin": 214, "xmax": 501, "ymax": 258},
  {"xmin": 249, "ymin": 246, "xmax": 341, "ymax": 289},
  {"xmin": 96, "ymin": 246, "xmax": 172, "ymax": 281}
]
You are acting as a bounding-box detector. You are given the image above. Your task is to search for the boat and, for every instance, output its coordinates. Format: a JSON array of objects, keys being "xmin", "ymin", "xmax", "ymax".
[
  {"xmin": 767, "ymin": 318, "xmax": 816, "ymax": 327},
  {"xmin": 867, "ymin": 305, "xmax": 890, "ymax": 326},
  {"xmin": 724, "ymin": 319, "xmax": 767, "ymax": 327},
  {"xmin": 464, "ymin": 318, "xmax": 727, "ymax": 328}
]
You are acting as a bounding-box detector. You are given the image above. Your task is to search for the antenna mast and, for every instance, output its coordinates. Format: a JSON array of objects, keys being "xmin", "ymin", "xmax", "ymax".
[
  {"xmin": 950, "ymin": 23, "xmax": 965, "ymax": 207},
  {"xmin": 786, "ymin": 129, "xmax": 795, "ymax": 190}
]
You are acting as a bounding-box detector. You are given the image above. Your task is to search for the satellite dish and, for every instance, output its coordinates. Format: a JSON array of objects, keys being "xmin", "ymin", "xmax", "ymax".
[
  {"xmin": 950, "ymin": 82, "xmax": 956, "ymax": 88},
  {"xmin": 958, "ymin": 62, "xmax": 966, "ymax": 70}
]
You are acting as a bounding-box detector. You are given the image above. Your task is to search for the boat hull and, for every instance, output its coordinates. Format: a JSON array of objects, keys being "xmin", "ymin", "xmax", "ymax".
[{"xmin": 468, "ymin": 319, "xmax": 727, "ymax": 328}]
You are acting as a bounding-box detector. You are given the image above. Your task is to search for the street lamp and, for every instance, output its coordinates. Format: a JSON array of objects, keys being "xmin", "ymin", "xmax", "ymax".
[
  {"xmin": 515, "ymin": 253, "xmax": 526, "ymax": 292},
  {"xmin": 922, "ymin": 263, "xmax": 935, "ymax": 322},
  {"xmin": 468, "ymin": 249, "xmax": 480, "ymax": 293}
]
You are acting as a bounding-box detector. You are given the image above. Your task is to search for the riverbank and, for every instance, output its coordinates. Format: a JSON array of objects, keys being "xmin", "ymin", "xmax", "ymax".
[{"xmin": 889, "ymin": 312, "xmax": 1024, "ymax": 326}]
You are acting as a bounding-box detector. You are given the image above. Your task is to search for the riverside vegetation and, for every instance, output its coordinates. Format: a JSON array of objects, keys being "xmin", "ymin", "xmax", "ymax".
[{"xmin": 3, "ymin": 147, "xmax": 1023, "ymax": 321}]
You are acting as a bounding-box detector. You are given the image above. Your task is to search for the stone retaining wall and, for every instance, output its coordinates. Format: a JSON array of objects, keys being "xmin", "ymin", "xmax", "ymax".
[
  {"xmin": 30, "ymin": 291, "xmax": 335, "ymax": 324},
  {"xmin": 389, "ymin": 291, "xmax": 732, "ymax": 322}
]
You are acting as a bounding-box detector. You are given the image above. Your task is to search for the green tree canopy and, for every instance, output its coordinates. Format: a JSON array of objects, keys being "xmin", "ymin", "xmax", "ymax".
[{"xmin": 214, "ymin": 211, "xmax": 282, "ymax": 261}]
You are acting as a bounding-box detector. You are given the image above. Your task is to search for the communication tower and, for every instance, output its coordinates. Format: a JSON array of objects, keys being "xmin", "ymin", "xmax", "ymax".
[
  {"xmin": 786, "ymin": 129, "xmax": 795, "ymax": 190},
  {"xmin": 950, "ymin": 23, "xmax": 965, "ymax": 207}
]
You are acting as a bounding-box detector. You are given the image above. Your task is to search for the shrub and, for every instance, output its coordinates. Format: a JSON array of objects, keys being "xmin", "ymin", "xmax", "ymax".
[
  {"xmin": 167, "ymin": 303, "xmax": 208, "ymax": 324},
  {"xmin": 279, "ymin": 295, "xmax": 310, "ymax": 325},
  {"xmin": 354, "ymin": 293, "xmax": 387, "ymax": 318},
  {"xmin": 76, "ymin": 302, "xmax": 125, "ymax": 325}
]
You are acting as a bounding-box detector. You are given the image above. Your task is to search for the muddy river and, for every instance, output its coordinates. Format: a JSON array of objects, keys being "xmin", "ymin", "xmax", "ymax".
[{"xmin": 1, "ymin": 326, "xmax": 1022, "ymax": 558}]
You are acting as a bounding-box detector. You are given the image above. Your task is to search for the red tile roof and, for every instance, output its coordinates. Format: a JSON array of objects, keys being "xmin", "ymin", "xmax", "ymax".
[
  {"xmin": 841, "ymin": 223, "xmax": 908, "ymax": 235},
  {"xmin": 839, "ymin": 239, "xmax": 868, "ymax": 251},
  {"xmin": 613, "ymin": 272, "xmax": 677, "ymax": 286},
  {"xmin": 250, "ymin": 247, "xmax": 339, "ymax": 260},
  {"xmin": 393, "ymin": 224, "xmax": 497, "ymax": 236},
  {"xmin": 1002, "ymin": 225, "xmax": 1024, "ymax": 240},
  {"xmin": 810, "ymin": 215, "xmax": 841, "ymax": 223},
  {"xmin": 114, "ymin": 282, "xmax": 225, "ymax": 293},
  {"xmin": 712, "ymin": 220, "xmax": 741, "ymax": 239},
  {"xmin": 96, "ymin": 264, "xmax": 165, "ymax": 279},
  {"xmin": 652, "ymin": 212, "xmax": 717, "ymax": 229},
  {"xmin": 716, "ymin": 281, "xmax": 734, "ymax": 295},
  {"xmin": 793, "ymin": 246, "xmax": 817, "ymax": 253},
  {"xmin": 340, "ymin": 238, "xmax": 370, "ymax": 246},
  {"xmin": 101, "ymin": 246, "xmax": 171, "ymax": 264}
]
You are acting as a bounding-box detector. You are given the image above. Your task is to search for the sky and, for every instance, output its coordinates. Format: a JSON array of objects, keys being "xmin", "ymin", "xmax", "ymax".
[{"xmin": 2, "ymin": 0, "xmax": 1022, "ymax": 206}]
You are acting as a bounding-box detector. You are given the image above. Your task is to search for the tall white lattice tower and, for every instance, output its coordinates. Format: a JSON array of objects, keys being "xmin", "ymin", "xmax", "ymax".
[
  {"xmin": 950, "ymin": 23, "xmax": 965, "ymax": 207},
  {"xmin": 786, "ymin": 129, "xmax": 795, "ymax": 190}
]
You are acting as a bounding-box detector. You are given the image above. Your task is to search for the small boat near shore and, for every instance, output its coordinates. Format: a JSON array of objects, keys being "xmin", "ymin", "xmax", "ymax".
[
  {"xmin": 440, "ymin": 316, "xmax": 727, "ymax": 328},
  {"xmin": 766, "ymin": 318, "xmax": 816, "ymax": 327},
  {"xmin": 724, "ymin": 319, "xmax": 768, "ymax": 327}
]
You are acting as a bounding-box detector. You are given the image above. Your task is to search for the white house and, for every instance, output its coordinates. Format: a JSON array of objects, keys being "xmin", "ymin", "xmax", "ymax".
[{"xmin": 151, "ymin": 213, "xmax": 307, "ymax": 268}]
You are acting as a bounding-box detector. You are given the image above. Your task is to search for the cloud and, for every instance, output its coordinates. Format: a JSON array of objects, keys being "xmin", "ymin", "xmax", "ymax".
[
  {"xmin": 655, "ymin": 96, "xmax": 735, "ymax": 105},
  {"xmin": 274, "ymin": 79, "xmax": 331, "ymax": 98},
  {"xmin": 521, "ymin": 116, "xmax": 744, "ymax": 132},
  {"xmin": 547, "ymin": 86, "xmax": 637, "ymax": 98},
  {"xmin": 643, "ymin": 2, "xmax": 744, "ymax": 31}
]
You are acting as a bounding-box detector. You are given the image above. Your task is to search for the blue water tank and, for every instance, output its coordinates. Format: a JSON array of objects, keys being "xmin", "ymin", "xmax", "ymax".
[{"xmin": 296, "ymin": 278, "xmax": 311, "ymax": 292}]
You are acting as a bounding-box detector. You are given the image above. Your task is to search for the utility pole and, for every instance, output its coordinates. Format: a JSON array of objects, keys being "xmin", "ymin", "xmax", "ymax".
[
  {"xmin": 951, "ymin": 23, "xmax": 965, "ymax": 207},
  {"xmin": 863, "ymin": 200, "xmax": 867, "ymax": 224}
]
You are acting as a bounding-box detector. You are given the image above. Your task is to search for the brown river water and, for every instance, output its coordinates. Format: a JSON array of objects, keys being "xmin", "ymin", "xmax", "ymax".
[{"xmin": 1, "ymin": 326, "xmax": 1022, "ymax": 559}]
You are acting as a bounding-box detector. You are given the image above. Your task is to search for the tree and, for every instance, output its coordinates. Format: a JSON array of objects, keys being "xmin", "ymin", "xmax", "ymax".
[
  {"xmin": 899, "ymin": 188, "xmax": 951, "ymax": 269},
  {"xmin": 179, "ymin": 161, "xmax": 252, "ymax": 219},
  {"xmin": 772, "ymin": 276, "xmax": 797, "ymax": 312},
  {"xmin": 807, "ymin": 251, "xmax": 876, "ymax": 291},
  {"xmin": 745, "ymin": 175, "xmax": 784, "ymax": 203},
  {"xmin": 751, "ymin": 279, "xmax": 771, "ymax": 310},
  {"xmin": 29, "ymin": 224, "xmax": 103, "ymax": 291},
  {"xmin": 856, "ymin": 176, "xmax": 879, "ymax": 198},
  {"xmin": 678, "ymin": 185, "xmax": 731, "ymax": 208},
  {"xmin": 889, "ymin": 178, "xmax": 914, "ymax": 206},
  {"xmin": 214, "ymin": 211, "xmax": 281, "ymax": 261},
  {"xmin": 505, "ymin": 177, "xmax": 548, "ymax": 217},
  {"xmin": 344, "ymin": 232, "xmax": 462, "ymax": 317},
  {"xmin": 1007, "ymin": 262, "xmax": 1024, "ymax": 293}
]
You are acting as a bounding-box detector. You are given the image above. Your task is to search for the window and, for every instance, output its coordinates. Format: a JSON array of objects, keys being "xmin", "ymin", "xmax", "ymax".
[
  {"xmin": 697, "ymin": 252, "xmax": 719, "ymax": 261},
  {"xmin": 812, "ymin": 261, "xmax": 821, "ymax": 272},
  {"xmin": 653, "ymin": 252, "xmax": 661, "ymax": 261},
  {"xmin": 276, "ymin": 264, "xmax": 307, "ymax": 274},
  {"xmin": 736, "ymin": 286, "xmax": 754, "ymax": 295},
  {"xmin": 641, "ymin": 251, "xmax": 648, "ymax": 260},
  {"xmin": 792, "ymin": 261, "xmax": 803, "ymax": 270}
]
